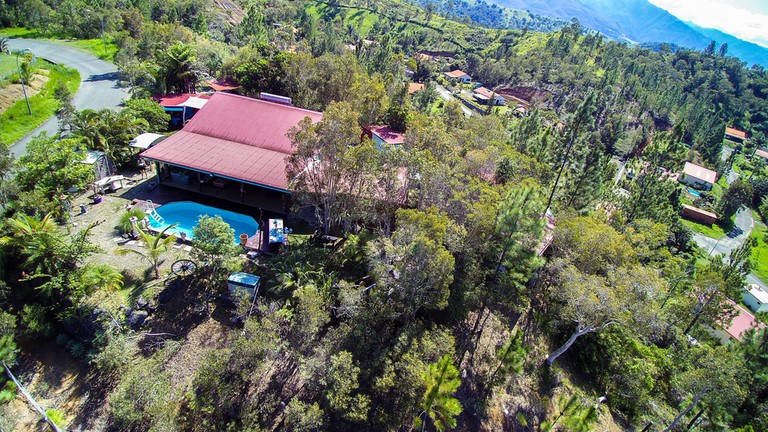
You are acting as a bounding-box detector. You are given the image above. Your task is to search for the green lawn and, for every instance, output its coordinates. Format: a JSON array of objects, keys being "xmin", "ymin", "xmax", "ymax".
[
  {"xmin": 0, "ymin": 60, "xmax": 80, "ymax": 144},
  {"xmin": 681, "ymin": 218, "xmax": 727, "ymax": 239},
  {"xmin": 750, "ymin": 223, "xmax": 768, "ymax": 284},
  {"xmin": 0, "ymin": 54, "xmax": 17, "ymax": 81},
  {"xmin": 0, "ymin": 27, "xmax": 117, "ymax": 61}
]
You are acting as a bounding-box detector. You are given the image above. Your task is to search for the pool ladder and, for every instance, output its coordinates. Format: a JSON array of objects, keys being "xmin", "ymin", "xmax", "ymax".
[{"xmin": 144, "ymin": 200, "xmax": 165, "ymax": 225}]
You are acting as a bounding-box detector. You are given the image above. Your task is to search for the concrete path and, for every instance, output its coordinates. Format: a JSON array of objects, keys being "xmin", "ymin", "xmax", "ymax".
[
  {"xmin": 6, "ymin": 39, "xmax": 129, "ymax": 157},
  {"xmin": 435, "ymin": 84, "xmax": 473, "ymax": 117}
]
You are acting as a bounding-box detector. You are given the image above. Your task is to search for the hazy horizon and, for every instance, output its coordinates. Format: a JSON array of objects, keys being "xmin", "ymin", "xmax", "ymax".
[{"xmin": 648, "ymin": 0, "xmax": 768, "ymax": 48}]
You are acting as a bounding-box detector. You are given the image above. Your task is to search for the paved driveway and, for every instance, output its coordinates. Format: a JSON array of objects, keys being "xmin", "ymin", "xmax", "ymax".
[
  {"xmin": 435, "ymin": 84, "xmax": 473, "ymax": 117},
  {"xmin": 692, "ymin": 208, "xmax": 754, "ymax": 257},
  {"xmin": 6, "ymin": 39, "xmax": 129, "ymax": 156}
]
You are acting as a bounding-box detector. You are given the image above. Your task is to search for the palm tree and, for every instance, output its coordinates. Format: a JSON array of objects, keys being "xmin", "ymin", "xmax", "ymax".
[
  {"xmin": 81, "ymin": 263, "xmax": 124, "ymax": 292},
  {"xmin": 0, "ymin": 213, "xmax": 61, "ymax": 272},
  {"xmin": 414, "ymin": 355, "xmax": 462, "ymax": 432},
  {"xmin": 116, "ymin": 226, "xmax": 177, "ymax": 279},
  {"xmin": 71, "ymin": 109, "xmax": 148, "ymax": 168},
  {"xmin": 161, "ymin": 43, "xmax": 199, "ymax": 94}
]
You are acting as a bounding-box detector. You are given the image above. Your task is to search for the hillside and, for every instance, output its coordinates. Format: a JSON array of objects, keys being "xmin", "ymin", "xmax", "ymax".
[{"xmin": 484, "ymin": 0, "xmax": 768, "ymax": 66}]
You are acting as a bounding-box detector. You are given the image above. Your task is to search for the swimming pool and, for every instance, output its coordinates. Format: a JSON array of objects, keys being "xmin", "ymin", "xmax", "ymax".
[
  {"xmin": 687, "ymin": 188, "xmax": 702, "ymax": 198},
  {"xmin": 147, "ymin": 201, "xmax": 259, "ymax": 243}
]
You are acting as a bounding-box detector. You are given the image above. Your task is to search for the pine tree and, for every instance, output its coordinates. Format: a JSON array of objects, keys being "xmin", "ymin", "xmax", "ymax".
[{"xmin": 414, "ymin": 355, "xmax": 462, "ymax": 432}]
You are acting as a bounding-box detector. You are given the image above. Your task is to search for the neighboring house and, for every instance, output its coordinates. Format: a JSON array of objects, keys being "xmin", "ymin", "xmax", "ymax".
[
  {"xmin": 744, "ymin": 284, "xmax": 768, "ymax": 314},
  {"xmin": 444, "ymin": 69, "xmax": 472, "ymax": 84},
  {"xmin": 754, "ymin": 148, "xmax": 768, "ymax": 162},
  {"xmin": 681, "ymin": 204, "xmax": 718, "ymax": 225},
  {"xmin": 154, "ymin": 93, "xmax": 212, "ymax": 126},
  {"xmin": 141, "ymin": 92, "xmax": 323, "ymax": 213},
  {"xmin": 363, "ymin": 125, "xmax": 406, "ymax": 150},
  {"xmin": 473, "ymin": 87, "xmax": 506, "ymax": 106},
  {"xmin": 408, "ymin": 82, "xmax": 425, "ymax": 94},
  {"xmin": 680, "ymin": 162, "xmax": 717, "ymax": 191},
  {"xmin": 709, "ymin": 300, "xmax": 767, "ymax": 344},
  {"xmin": 725, "ymin": 127, "xmax": 747, "ymax": 144}
]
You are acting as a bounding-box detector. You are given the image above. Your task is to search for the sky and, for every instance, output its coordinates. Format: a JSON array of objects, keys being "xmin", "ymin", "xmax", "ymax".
[{"xmin": 649, "ymin": 0, "xmax": 768, "ymax": 48}]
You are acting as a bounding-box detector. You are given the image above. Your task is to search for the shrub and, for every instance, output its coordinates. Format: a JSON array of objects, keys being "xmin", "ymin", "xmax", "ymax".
[{"xmin": 118, "ymin": 208, "xmax": 148, "ymax": 234}]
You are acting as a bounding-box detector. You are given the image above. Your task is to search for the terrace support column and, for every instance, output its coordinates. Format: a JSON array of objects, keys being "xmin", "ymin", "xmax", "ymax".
[
  {"xmin": 197, "ymin": 172, "xmax": 202, "ymax": 192},
  {"xmin": 155, "ymin": 162, "xmax": 162, "ymax": 183}
]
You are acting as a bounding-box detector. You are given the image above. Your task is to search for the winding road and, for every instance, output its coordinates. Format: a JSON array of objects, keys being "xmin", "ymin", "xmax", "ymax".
[
  {"xmin": 6, "ymin": 39, "xmax": 129, "ymax": 157},
  {"xmin": 690, "ymin": 147, "xmax": 768, "ymax": 291}
]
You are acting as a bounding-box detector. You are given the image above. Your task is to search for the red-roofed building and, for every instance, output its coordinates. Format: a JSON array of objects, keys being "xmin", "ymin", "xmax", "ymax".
[
  {"xmin": 473, "ymin": 86, "xmax": 506, "ymax": 106},
  {"xmin": 710, "ymin": 300, "xmax": 767, "ymax": 344},
  {"xmin": 154, "ymin": 94, "xmax": 212, "ymax": 127},
  {"xmin": 205, "ymin": 79, "xmax": 240, "ymax": 92},
  {"xmin": 444, "ymin": 69, "xmax": 472, "ymax": 84},
  {"xmin": 725, "ymin": 127, "xmax": 747, "ymax": 143},
  {"xmin": 408, "ymin": 82, "xmax": 425, "ymax": 94},
  {"xmin": 141, "ymin": 92, "xmax": 322, "ymax": 213},
  {"xmin": 363, "ymin": 125, "xmax": 406, "ymax": 149}
]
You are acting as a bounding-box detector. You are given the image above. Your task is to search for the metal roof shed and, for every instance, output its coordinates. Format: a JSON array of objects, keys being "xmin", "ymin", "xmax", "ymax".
[{"xmin": 227, "ymin": 272, "xmax": 261, "ymax": 299}]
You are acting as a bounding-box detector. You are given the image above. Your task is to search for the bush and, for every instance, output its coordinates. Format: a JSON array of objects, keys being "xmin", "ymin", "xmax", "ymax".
[{"xmin": 118, "ymin": 208, "xmax": 148, "ymax": 234}]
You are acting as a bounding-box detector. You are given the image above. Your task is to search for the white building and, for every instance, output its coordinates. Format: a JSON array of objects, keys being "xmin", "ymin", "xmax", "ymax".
[
  {"xmin": 743, "ymin": 284, "xmax": 768, "ymax": 314},
  {"xmin": 679, "ymin": 162, "xmax": 717, "ymax": 191}
]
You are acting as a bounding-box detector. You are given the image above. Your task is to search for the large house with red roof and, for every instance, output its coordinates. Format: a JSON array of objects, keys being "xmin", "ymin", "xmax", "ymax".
[{"xmin": 141, "ymin": 92, "xmax": 323, "ymax": 213}]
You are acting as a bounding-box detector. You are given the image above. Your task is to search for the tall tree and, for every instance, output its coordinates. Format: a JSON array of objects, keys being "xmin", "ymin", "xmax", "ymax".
[
  {"xmin": 286, "ymin": 101, "xmax": 378, "ymax": 235},
  {"xmin": 545, "ymin": 92, "xmax": 596, "ymax": 212}
]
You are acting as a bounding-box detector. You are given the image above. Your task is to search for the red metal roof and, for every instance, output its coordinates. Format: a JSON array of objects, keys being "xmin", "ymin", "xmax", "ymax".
[
  {"xmin": 723, "ymin": 300, "xmax": 766, "ymax": 341},
  {"xmin": 154, "ymin": 93, "xmax": 212, "ymax": 107},
  {"xmin": 365, "ymin": 125, "xmax": 406, "ymax": 145},
  {"xmin": 141, "ymin": 92, "xmax": 323, "ymax": 191}
]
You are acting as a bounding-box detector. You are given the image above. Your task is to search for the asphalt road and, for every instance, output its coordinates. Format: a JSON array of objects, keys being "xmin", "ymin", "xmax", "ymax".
[
  {"xmin": 6, "ymin": 39, "xmax": 129, "ymax": 157},
  {"xmin": 435, "ymin": 84, "xmax": 473, "ymax": 117},
  {"xmin": 692, "ymin": 208, "xmax": 754, "ymax": 257}
]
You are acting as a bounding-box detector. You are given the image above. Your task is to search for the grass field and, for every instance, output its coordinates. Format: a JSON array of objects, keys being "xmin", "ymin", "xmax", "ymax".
[
  {"xmin": 0, "ymin": 55, "xmax": 17, "ymax": 81},
  {"xmin": 0, "ymin": 59, "xmax": 80, "ymax": 144},
  {"xmin": 750, "ymin": 223, "xmax": 768, "ymax": 283},
  {"xmin": 681, "ymin": 218, "xmax": 727, "ymax": 239},
  {"xmin": 0, "ymin": 27, "xmax": 117, "ymax": 61}
]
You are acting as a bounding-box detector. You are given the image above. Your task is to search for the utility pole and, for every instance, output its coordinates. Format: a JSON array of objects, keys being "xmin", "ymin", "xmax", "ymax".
[{"xmin": 15, "ymin": 48, "xmax": 33, "ymax": 115}]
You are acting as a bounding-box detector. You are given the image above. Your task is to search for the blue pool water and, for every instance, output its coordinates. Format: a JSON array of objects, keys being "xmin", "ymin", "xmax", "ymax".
[
  {"xmin": 147, "ymin": 201, "xmax": 259, "ymax": 243},
  {"xmin": 687, "ymin": 188, "xmax": 702, "ymax": 197}
]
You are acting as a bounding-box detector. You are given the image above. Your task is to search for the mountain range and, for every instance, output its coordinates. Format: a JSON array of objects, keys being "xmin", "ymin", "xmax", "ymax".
[{"xmin": 487, "ymin": 0, "xmax": 768, "ymax": 67}]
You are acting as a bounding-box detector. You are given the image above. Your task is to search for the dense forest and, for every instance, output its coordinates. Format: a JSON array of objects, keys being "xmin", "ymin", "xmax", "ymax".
[{"xmin": 0, "ymin": 0, "xmax": 768, "ymax": 430}]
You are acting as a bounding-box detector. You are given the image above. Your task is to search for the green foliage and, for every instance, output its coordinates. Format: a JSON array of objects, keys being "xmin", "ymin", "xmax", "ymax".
[
  {"xmin": 0, "ymin": 60, "xmax": 80, "ymax": 145},
  {"xmin": 14, "ymin": 135, "xmax": 93, "ymax": 204},
  {"xmin": 124, "ymin": 98, "xmax": 171, "ymax": 131},
  {"xmin": 191, "ymin": 215, "xmax": 239, "ymax": 271},
  {"xmin": 45, "ymin": 408, "xmax": 66, "ymax": 428},
  {"xmin": 80, "ymin": 263, "xmax": 124, "ymax": 292},
  {"xmin": 90, "ymin": 331, "xmax": 134, "ymax": 375},
  {"xmin": 322, "ymin": 351, "xmax": 371, "ymax": 423},
  {"xmin": 118, "ymin": 208, "xmax": 148, "ymax": 234},
  {"xmin": 719, "ymin": 179, "xmax": 753, "ymax": 222},
  {"xmin": 71, "ymin": 108, "xmax": 149, "ymax": 168},
  {"xmin": 284, "ymin": 398, "xmax": 325, "ymax": 431},
  {"xmin": 109, "ymin": 357, "xmax": 176, "ymax": 430},
  {"xmin": 414, "ymin": 354, "xmax": 462, "ymax": 432},
  {"xmin": 116, "ymin": 226, "xmax": 177, "ymax": 278}
]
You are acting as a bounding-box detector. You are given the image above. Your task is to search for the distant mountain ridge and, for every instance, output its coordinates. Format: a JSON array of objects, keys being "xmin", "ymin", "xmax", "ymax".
[{"xmin": 483, "ymin": 0, "xmax": 768, "ymax": 66}]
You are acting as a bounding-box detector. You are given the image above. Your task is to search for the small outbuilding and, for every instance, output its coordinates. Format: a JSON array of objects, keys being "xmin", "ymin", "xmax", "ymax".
[
  {"xmin": 227, "ymin": 272, "xmax": 261, "ymax": 299},
  {"xmin": 743, "ymin": 284, "xmax": 768, "ymax": 314},
  {"xmin": 681, "ymin": 204, "xmax": 718, "ymax": 225},
  {"xmin": 754, "ymin": 148, "xmax": 768, "ymax": 162},
  {"xmin": 363, "ymin": 125, "xmax": 406, "ymax": 150},
  {"xmin": 725, "ymin": 127, "xmax": 747, "ymax": 144},
  {"xmin": 680, "ymin": 162, "xmax": 717, "ymax": 191}
]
